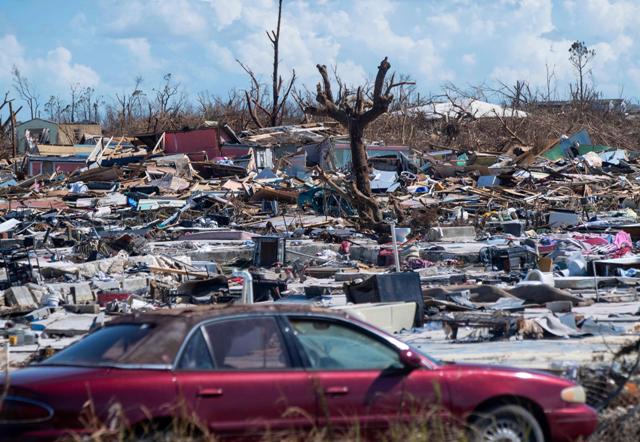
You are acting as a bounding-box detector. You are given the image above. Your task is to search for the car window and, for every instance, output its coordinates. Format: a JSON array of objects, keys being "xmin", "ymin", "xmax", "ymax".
[
  {"xmin": 289, "ymin": 318, "xmax": 403, "ymax": 370},
  {"xmin": 42, "ymin": 324, "xmax": 154, "ymax": 366},
  {"xmin": 203, "ymin": 317, "xmax": 289, "ymax": 370},
  {"xmin": 177, "ymin": 328, "xmax": 214, "ymax": 370}
]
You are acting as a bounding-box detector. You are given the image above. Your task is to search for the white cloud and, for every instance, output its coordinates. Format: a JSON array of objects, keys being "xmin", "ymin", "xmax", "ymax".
[
  {"xmin": 116, "ymin": 37, "xmax": 163, "ymax": 70},
  {"xmin": 426, "ymin": 14, "xmax": 461, "ymax": 34},
  {"xmin": 462, "ymin": 53, "xmax": 476, "ymax": 66},
  {"xmin": 10, "ymin": 0, "xmax": 640, "ymax": 103},
  {"xmin": 107, "ymin": 0, "xmax": 206, "ymax": 37},
  {"xmin": 484, "ymin": 0, "xmax": 576, "ymax": 92},
  {"xmin": 491, "ymin": 35, "xmax": 573, "ymax": 88},
  {"xmin": 106, "ymin": 1, "xmax": 145, "ymax": 33},
  {"xmin": 228, "ymin": 0, "xmax": 347, "ymax": 88},
  {"xmin": 204, "ymin": 0, "xmax": 244, "ymax": 30},
  {"xmin": 0, "ymin": 34, "xmax": 99, "ymax": 90},
  {"xmin": 334, "ymin": 60, "xmax": 368, "ymax": 87},
  {"xmin": 208, "ymin": 41, "xmax": 238, "ymax": 72},
  {"xmin": 0, "ymin": 34, "xmax": 25, "ymax": 80},
  {"xmin": 563, "ymin": 0, "xmax": 577, "ymax": 14},
  {"xmin": 581, "ymin": 0, "xmax": 640, "ymax": 35},
  {"xmin": 514, "ymin": 0, "xmax": 554, "ymax": 34},
  {"xmin": 37, "ymin": 47, "xmax": 100, "ymax": 88},
  {"xmin": 593, "ymin": 35, "xmax": 633, "ymax": 65},
  {"xmin": 627, "ymin": 66, "xmax": 640, "ymax": 89},
  {"xmin": 347, "ymin": 0, "xmax": 448, "ymax": 82},
  {"xmin": 155, "ymin": 0, "xmax": 207, "ymax": 36}
]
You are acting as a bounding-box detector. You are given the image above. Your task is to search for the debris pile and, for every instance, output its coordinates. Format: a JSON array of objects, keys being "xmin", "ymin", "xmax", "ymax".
[{"xmin": 1, "ymin": 122, "xmax": 640, "ymax": 378}]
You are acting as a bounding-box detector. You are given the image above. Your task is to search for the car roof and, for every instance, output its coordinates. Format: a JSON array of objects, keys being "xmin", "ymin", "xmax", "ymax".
[
  {"xmin": 109, "ymin": 303, "xmax": 346, "ymax": 327},
  {"xmin": 101, "ymin": 304, "xmax": 350, "ymax": 367}
]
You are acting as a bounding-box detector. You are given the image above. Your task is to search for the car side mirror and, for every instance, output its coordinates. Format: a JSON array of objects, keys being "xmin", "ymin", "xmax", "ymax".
[{"xmin": 399, "ymin": 349, "xmax": 422, "ymax": 369}]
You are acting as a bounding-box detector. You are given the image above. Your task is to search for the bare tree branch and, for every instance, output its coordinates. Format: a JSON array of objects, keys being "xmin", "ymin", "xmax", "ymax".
[
  {"xmin": 244, "ymin": 90, "xmax": 263, "ymax": 128},
  {"xmin": 237, "ymin": 0, "xmax": 295, "ymax": 128},
  {"xmin": 12, "ymin": 66, "xmax": 40, "ymax": 119}
]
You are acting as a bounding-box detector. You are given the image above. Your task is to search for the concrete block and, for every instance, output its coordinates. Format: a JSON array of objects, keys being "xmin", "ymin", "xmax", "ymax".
[
  {"xmin": 120, "ymin": 276, "xmax": 149, "ymax": 293},
  {"xmin": 32, "ymin": 312, "xmax": 98, "ymax": 336},
  {"xmin": 349, "ymin": 245, "xmax": 380, "ymax": 264},
  {"xmin": 5, "ymin": 286, "xmax": 37, "ymax": 308},
  {"xmin": 70, "ymin": 282, "xmax": 94, "ymax": 304},
  {"xmin": 92, "ymin": 279, "xmax": 121, "ymax": 292},
  {"xmin": 26, "ymin": 283, "xmax": 48, "ymax": 304}
]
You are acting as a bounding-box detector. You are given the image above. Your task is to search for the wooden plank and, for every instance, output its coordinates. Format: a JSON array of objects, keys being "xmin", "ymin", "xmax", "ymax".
[{"xmin": 148, "ymin": 266, "xmax": 209, "ymax": 278}]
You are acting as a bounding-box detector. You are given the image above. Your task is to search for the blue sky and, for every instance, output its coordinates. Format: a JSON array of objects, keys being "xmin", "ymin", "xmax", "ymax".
[{"xmin": 1, "ymin": 0, "xmax": 640, "ymax": 119}]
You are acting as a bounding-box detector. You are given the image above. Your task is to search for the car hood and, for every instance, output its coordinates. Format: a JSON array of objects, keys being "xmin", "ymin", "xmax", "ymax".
[{"xmin": 436, "ymin": 361, "xmax": 574, "ymax": 385}]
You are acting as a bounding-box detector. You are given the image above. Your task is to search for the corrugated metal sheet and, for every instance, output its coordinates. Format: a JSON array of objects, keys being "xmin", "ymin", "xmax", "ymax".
[
  {"xmin": 0, "ymin": 198, "xmax": 68, "ymax": 210},
  {"xmin": 164, "ymin": 128, "xmax": 221, "ymax": 159},
  {"xmin": 221, "ymin": 146, "xmax": 252, "ymax": 157}
]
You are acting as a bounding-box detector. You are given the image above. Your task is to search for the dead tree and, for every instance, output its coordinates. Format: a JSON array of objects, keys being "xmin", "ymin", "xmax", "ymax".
[
  {"xmin": 148, "ymin": 73, "xmax": 187, "ymax": 131},
  {"xmin": 0, "ymin": 92, "xmax": 22, "ymax": 158},
  {"xmin": 114, "ymin": 77, "xmax": 145, "ymax": 133},
  {"xmin": 69, "ymin": 83, "xmax": 81, "ymax": 123},
  {"xmin": 197, "ymin": 89, "xmax": 248, "ymax": 128},
  {"xmin": 238, "ymin": 0, "xmax": 296, "ymax": 128},
  {"xmin": 78, "ymin": 87, "xmax": 99, "ymax": 122},
  {"xmin": 304, "ymin": 57, "xmax": 411, "ymax": 223},
  {"xmin": 12, "ymin": 66, "xmax": 40, "ymax": 119},
  {"xmin": 44, "ymin": 95, "xmax": 65, "ymax": 122},
  {"xmin": 569, "ymin": 41, "xmax": 598, "ymax": 104}
]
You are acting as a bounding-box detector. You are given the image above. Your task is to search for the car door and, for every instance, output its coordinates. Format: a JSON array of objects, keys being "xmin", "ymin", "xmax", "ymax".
[
  {"xmin": 174, "ymin": 315, "xmax": 316, "ymax": 437},
  {"xmin": 285, "ymin": 316, "xmax": 414, "ymax": 433}
]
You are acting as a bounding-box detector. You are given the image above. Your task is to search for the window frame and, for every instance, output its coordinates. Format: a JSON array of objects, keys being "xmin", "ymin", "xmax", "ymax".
[
  {"xmin": 40, "ymin": 322, "xmax": 163, "ymax": 369},
  {"xmin": 175, "ymin": 327, "xmax": 215, "ymax": 371},
  {"xmin": 283, "ymin": 315, "xmax": 405, "ymax": 372},
  {"xmin": 173, "ymin": 313, "xmax": 303, "ymax": 372}
]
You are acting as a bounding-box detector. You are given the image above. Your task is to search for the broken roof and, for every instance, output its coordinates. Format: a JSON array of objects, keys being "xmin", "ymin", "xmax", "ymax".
[
  {"xmin": 239, "ymin": 122, "xmax": 344, "ymax": 146},
  {"xmin": 408, "ymin": 98, "xmax": 527, "ymax": 120}
]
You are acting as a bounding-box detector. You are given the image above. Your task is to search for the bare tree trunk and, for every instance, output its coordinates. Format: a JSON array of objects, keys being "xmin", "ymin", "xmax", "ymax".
[
  {"xmin": 348, "ymin": 119, "xmax": 371, "ymax": 196},
  {"xmin": 238, "ymin": 0, "xmax": 295, "ymax": 129},
  {"xmin": 9, "ymin": 101, "xmax": 16, "ymax": 157},
  {"xmin": 270, "ymin": 0, "xmax": 282, "ymax": 127},
  {"xmin": 579, "ymin": 65, "xmax": 584, "ymax": 102},
  {"xmin": 305, "ymin": 58, "xmax": 413, "ymax": 224}
]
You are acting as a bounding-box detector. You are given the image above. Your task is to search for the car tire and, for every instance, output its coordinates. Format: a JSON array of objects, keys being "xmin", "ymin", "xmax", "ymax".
[{"xmin": 469, "ymin": 404, "xmax": 545, "ymax": 442}]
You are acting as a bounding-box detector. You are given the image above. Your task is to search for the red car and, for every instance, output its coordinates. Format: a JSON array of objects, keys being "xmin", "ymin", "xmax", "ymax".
[{"xmin": 1, "ymin": 304, "xmax": 597, "ymax": 441}]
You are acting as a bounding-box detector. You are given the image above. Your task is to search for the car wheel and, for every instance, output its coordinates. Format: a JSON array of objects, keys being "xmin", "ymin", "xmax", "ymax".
[{"xmin": 470, "ymin": 404, "xmax": 544, "ymax": 442}]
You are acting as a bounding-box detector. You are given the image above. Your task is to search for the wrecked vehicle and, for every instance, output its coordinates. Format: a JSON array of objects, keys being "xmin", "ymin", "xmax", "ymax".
[{"xmin": 1, "ymin": 304, "xmax": 596, "ymax": 442}]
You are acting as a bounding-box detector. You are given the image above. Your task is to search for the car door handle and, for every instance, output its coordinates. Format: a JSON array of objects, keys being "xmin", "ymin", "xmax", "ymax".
[
  {"xmin": 197, "ymin": 388, "xmax": 224, "ymax": 398},
  {"xmin": 324, "ymin": 386, "xmax": 349, "ymax": 396}
]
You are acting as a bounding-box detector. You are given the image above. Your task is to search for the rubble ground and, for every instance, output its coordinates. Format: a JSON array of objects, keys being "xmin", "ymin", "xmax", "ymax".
[{"xmin": 3, "ymin": 123, "xmax": 640, "ymax": 438}]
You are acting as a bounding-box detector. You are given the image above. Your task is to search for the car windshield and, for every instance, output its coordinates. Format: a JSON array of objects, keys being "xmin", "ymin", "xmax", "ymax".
[{"xmin": 41, "ymin": 324, "xmax": 154, "ymax": 367}]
